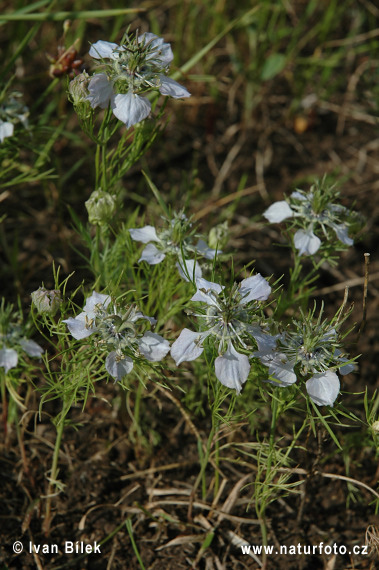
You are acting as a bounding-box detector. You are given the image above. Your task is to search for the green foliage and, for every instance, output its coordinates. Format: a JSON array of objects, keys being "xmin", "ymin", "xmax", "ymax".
[{"xmin": 0, "ymin": 0, "xmax": 377, "ymax": 561}]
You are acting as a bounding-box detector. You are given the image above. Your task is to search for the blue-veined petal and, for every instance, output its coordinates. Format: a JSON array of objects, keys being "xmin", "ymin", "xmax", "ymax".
[
  {"xmin": 138, "ymin": 332, "xmax": 170, "ymax": 361},
  {"xmin": 105, "ymin": 351, "xmax": 133, "ymax": 381},
  {"xmin": 214, "ymin": 342, "xmax": 250, "ymax": 394},
  {"xmin": 0, "ymin": 121, "xmax": 14, "ymax": 143},
  {"xmin": 158, "ymin": 76, "xmax": 191, "ymax": 99},
  {"xmin": 139, "ymin": 243, "xmax": 166, "ymax": 265},
  {"xmin": 0, "ymin": 348, "xmax": 18, "ymax": 373},
  {"xmin": 138, "ymin": 33, "xmax": 173, "ymax": 65},
  {"xmin": 19, "ymin": 339, "xmax": 43, "ymax": 357},
  {"xmin": 131, "ymin": 312, "xmax": 157, "ymax": 325},
  {"xmin": 191, "ymin": 278, "xmax": 223, "ymax": 305},
  {"xmin": 291, "ymin": 191, "xmax": 309, "ymax": 201},
  {"xmin": 263, "ymin": 201, "xmax": 293, "ymax": 223},
  {"xmin": 176, "ymin": 258, "xmax": 202, "ymax": 282},
  {"xmin": 63, "ymin": 313, "xmax": 97, "ymax": 340},
  {"xmin": 306, "ymin": 370, "xmax": 340, "ymax": 406},
  {"xmin": 129, "ymin": 225, "xmax": 160, "ymax": 243},
  {"xmin": 89, "ymin": 40, "xmax": 119, "ymax": 59},
  {"xmin": 294, "ymin": 229, "xmax": 321, "ymax": 255},
  {"xmin": 330, "ymin": 222, "xmax": 353, "ymax": 246},
  {"xmin": 248, "ymin": 327, "xmax": 277, "ymax": 352},
  {"xmin": 266, "ymin": 354, "xmax": 297, "ymax": 386},
  {"xmin": 83, "ymin": 292, "xmax": 111, "ymax": 316},
  {"xmin": 87, "ymin": 73, "xmax": 113, "ymax": 109},
  {"xmin": 195, "ymin": 239, "xmax": 220, "ymax": 259},
  {"xmin": 239, "ymin": 274, "xmax": 271, "ymax": 303},
  {"xmin": 112, "ymin": 93, "xmax": 151, "ymax": 128},
  {"xmin": 170, "ymin": 328, "xmax": 208, "ymax": 364}
]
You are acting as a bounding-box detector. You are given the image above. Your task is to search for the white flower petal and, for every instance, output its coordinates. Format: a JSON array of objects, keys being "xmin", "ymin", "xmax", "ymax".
[
  {"xmin": 170, "ymin": 328, "xmax": 207, "ymax": 365},
  {"xmin": 249, "ymin": 328, "xmax": 277, "ymax": 352},
  {"xmin": 112, "ymin": 93, "xmax": 151, "ymax": 127},
  {"xmin": 158, "ymin": 76, "xmax": 191, "ymax": 98},
  {"xmin": 191, "ymin": 278, "xmax": 223, "ymax": 305},
  {"xmin": 0, "ymin": 121, "xmax": 14, "ymax": 143},
  {"xmin": 338, "ymin": 360, "xmax": 356, "ymax": 375},
  {"xmin": 138, "ymin": 33, "xmax": 173, "ymax": 65},
  {"xmin": 138, "ymin": 332, "xmax": 170, "ymax": 361},
  {"xmin": 19, "ymin": 339, "xmax": 43, "ymax": 357},
  {"xmin": 239, "ymin": 274, "xmax": 271, "ymax": 303},
  {"xmin": 331, "ymin": 223, "xmax": 353, "ymax": 246},
  {"xmin": 291, "ymin": 191, "xmax": 308, "ymax": 201},
  {"xmin": 195, "ymin": 239, "xmax": 220, "ymax": 259},
  {"xmin": 129, "ymin": 225, "xmax": 160, "ymax": 243},
  {"xmin": 0, "ymin": 348, "xmax": 18, "ymax": 373},
  {"xmin": 87, "ymin": 73, "xmax": 114, "ymax": 109},
  {"xmin": 89, "ymin": 40, "xmax": 119, "ymax": 59},
  {"xmin": 131, "ymin": 312, "xmax": 157, "ymax": 325},
  {"xmin": 139, "ymin": 243, "xmax": 166, "ymax": 265},
  {"xmin": 333, "ymin": 348, "xmax": 355, "ymax": 375},
  {"xmin": 263, "ymin": 201, "xmax": 293, "ymax": 223},
  {"xmin": 63, "ymin": 314, "xmax": 96, "ymax": 340},
  {"xmin": 294, "ymin": 229, "xmax": 321, "ymax": 255},
  {"xmin": 306, "ymin": 370, "xmax": 340, "ymax": 406},
  {"xmin": 176, "ymin": 258, "xmax": 202, "ymax": 282},
  {"xmin": 105, "ymin": 351, "xmax": 134, "ymax": 381},
  {"xmin": 267, "ymin": 354, "xmax": 297, "ymax": 386},
  {"xmin": 83, "ymin": 291, "xmax": 111, "ymax": 315},
  {"xmin": 214, "ymin": 342, "xmax": 250, "ymax": 394}
]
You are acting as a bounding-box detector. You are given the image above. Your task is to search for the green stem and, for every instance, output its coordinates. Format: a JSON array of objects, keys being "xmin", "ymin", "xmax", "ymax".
[
  {"xmin": 214, "ymin": 431, "xmax": 220, "ymax": 498},
  {"xmin": 92, "ymin": 226, "xmax": 101, "ymax": 277},
  {"xmin": 260, "ymin": 515, "xmax": 269, "ymax": 568},
  {"xmin": 101, "ymin": 135, "xmax": 108, "ymax": 191},
  {"xmin": 266, "ymin": 392, "xmax": 278, "ymax": 482},
  {"xmin": 43, "ymin": 413, "xmax": 66, "ymax": 536},
  {"xmin": 0, "ymin": 370, "xmax": 7, "ymax": 438}
]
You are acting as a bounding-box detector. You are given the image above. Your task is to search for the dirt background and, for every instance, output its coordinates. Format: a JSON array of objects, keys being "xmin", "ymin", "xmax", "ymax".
[{"xmin": 1, "ymin": 2, "xmax": 379, "ymax": 569}]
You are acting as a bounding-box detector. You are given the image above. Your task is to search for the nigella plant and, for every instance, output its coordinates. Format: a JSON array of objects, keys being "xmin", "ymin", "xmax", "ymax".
[
  {"xmin": 63, "ymin": 292, "xmax": 170, "ymax": 381},
  {"xmin": 129, "ymin": 211, "xmax": 219, "ymax": 281},
  {"xmin": 0, "ymin": 300, "xmax": 43, "ymax": 373},
  {"xmin": 253, "ymin": 305, "xmax": 356, "ymax": 406},
  {"xmin": 84, "ymin": 29, "xmax": 191, "ymax": 128},
  {"xmin": 170, "ymin": 273, "xmax": 274, "ymax": 394},
  {"xmin": 263, "ymin": 178, "xmax": 358, "ymax": 256}
]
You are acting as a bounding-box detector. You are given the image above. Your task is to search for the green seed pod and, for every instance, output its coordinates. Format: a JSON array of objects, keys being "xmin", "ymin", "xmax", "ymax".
[
  {"xmin": 31, "ymin": 287, "xmax": 62, "ymax": 316},
  {"xmin": 85, "ymin": 189, "xmax": 117, "ymax": 226},
  {"xmin": 68, "ymin": 72, "xmax": 92, "ymax": 119},
  {"xmin": 208, "ymin": 221, "xmax": 228, "ymax": 250}
]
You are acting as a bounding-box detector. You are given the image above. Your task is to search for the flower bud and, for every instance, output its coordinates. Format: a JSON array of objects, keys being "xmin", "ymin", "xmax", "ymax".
[
  {"xmin": 85, "ymin": 189, "xmax": 117, "ymax": 225},
  {"xmin": 68, "ymin": 72, "xmax": 91, "ymax": 118},
  {"xmin": 31, "ymin": 287, "xmax": 62, "ymax": 316},
  {"xmin": 208, "ymin": 221, "xmax": 229, "ymax": 250},
  {"xmin": 371, "ymin": 420, "xmax": 379, "ymax": 434}
]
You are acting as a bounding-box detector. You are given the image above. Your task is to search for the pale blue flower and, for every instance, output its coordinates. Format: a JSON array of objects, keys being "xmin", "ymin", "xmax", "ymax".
[
  {"xmin": 64, "ymin": 291, "xmax": 170, "ymax": 381},
  {"xmin": 171, "ymin": 274, "xmax": 272, "ymax": 394},
  {"xmin": 86, "ymin": 31, "xmax": 190, "ymax": 127},
  {"xmin": 129, "ymin": 213, "xmax": 219, "ymax": 282},
  {"xmin": 263, "ymin": 185, "xmax": 354, "ymax": 256},
  {"xmin": 86, "ymin": 73, "xmax": 152, "ymax": 128},
  {"xmin": 253, "ymin": 347, "xmax": 297, "ymax": 387},
  {"xmin": 254, "ymin": 317, "xmax": 356, "ymax": 406},
  {"xmin": 63, "ymin": 291, "xmax": 111, "ymax": 340},
  {"xmin": 0, "ymin": 325, "xmax": 43, "ymax": 374}
]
